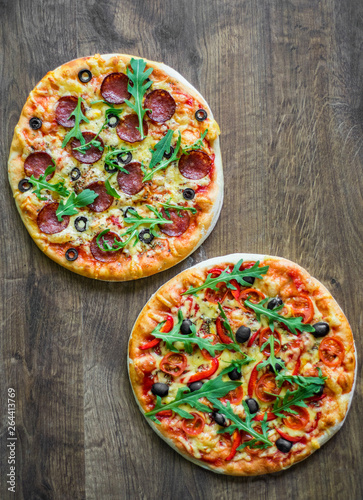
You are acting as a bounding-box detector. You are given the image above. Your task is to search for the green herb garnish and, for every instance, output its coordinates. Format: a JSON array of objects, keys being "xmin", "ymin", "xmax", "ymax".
[
  {"xmin": 257, "ymin": 335, "xmax": 286, "ymax": 374},
  {"xmin": 56, "ymin": 189, "xmax": 98, "ymax": 221},
  {"xmin": 104, "ymin": 148, "xmax": 133, "ymax": 174},
  {"xmin": 183, "ymin": 260, "xmax": 269, "ymax": 296},
  {"xmin": 142, "ymin": 132, "xmax": 182, "ymax": 182},
  {"xmin": 124, "ymin": 58, "xmax": 153, "ymax": 140},
  {"xmin": 148, "ymin": 129, "xmax": 174, "ymax": 170},
  {"xmin": 244, "ymin": 298, "xmax": 315, "ymax": 335},
  {"xmin": 275, "ymin": 368, "xmax": 327, "ymax": 389},
  {"xmin": 145, "ymin": 375, "xmax": 241, "ymax": 423},
  {"xmin": 182, "ymin": 129, "xmax": 208, "ymax": 153},
  {"xmin": 160, "ymin": 197, "xmax": 197, "ymax": 217},
  {"xmin": 28, "ymin": 164, "xmax": 69, "ymax": 201},
  {"xmin": 61, "ymin": 97, "xmax": 89, "ymax": 148},
  {"xmin": 105, "ymin": 176, "xmax": 120, "ymax": 199}
]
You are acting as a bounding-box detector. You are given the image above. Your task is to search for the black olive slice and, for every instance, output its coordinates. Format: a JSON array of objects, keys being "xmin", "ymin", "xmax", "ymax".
[
  {"xmin": 243, "ymin": 276, "xmax": 255, "ymax": 285},
  {"xmin": 104, "ymin": 163, "xmax": 118, "ymax": 174},
  {"xmin": 267, "ymin": 297, "xmax": 283, "ymax": 310},
  {"xmin": 65, "ymin": 248, "xmax": 78, "ymax": 262},
  {"xmin": 213, "ymin": 412, "xmax": 227, "ymax": 427},
  {"xmin": 74, "ymin": 216, "xmax": 88, "ymax": 232},
  {"xmin": 312, "ymin": 322, "xmax": 330, "ymax": 338},
  {"xmin": 18, "ymin": 179, "xmax": 32, "ymax": 192},
  {"xmin": 123, "ymin": 206, "xmax": 137, "ymax": 218},
  {"xmin": 195, "ymin": 109, "xmax": 208, "ymax": 121},
  {"xmin": 180, "ymin": 319, "xmax": 193, "ymax": 335},
  {"xmin": 107, "ymin": 114, "xmax": 120, "ymax": 128},
  {"xmin": 188, "ymin": 381, "xmax": 203, "ymax": 392},
  {"xmin": 117, "ymin": 152, "xmax": 132, "ymax": 165},
  {"xmin": 164, "ymin": 146, "xmax": 174, "ymax": 160},
  {"xmin": 235, "ymin": 325, "xmax": 251, "ymax": 343},
  {"xmin": 29, "ymin": 117, "xmax": 42, "ymax": 130},
  {"xmin": 276, "ymin": 438, "xmax": 293, "ymax": 453},
  {"xmin": 70, "ymin": 167, "xmax": 81, "ymax": 181},
  {"xmin": 228, "ymin": 368, "xmax": 242, "ymax": 380},
  {"xmin": 78, "ymin": 69, "xmax": 92, "ymax": 83},
  {"xmin": 268, "ymin": 357, "xmax": 284, "ymax": 373},
  {"xmin": 183, "ymin": 188, "xmax": 195, "ymax": 200},
  {"xmin": 151, "ymin": 383, "xmax": 169, "ymax": 397},
  {"xmin": 138, "ymin": 229, "xmax": 154, "ymax": 244},
  {"xmin": 245, "ymin": 398, "xmax": 259, "ymax": 414}
]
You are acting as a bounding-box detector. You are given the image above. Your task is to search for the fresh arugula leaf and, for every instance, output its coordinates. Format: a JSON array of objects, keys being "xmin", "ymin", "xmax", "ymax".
[
  {"xmin": 271, "ymin": 378, "xmax": 325, "ymax": 418},
  {"xmin": 62, "ymin": 97, "xmax": 89, "ymax": 148},
  {"xmin": 183, "ymin": 260, "xmax": 269, "ymax": 296},
  {"xmin": 28, "ymin": 164, "xmax": 70, "ymax": 201},
  {"xmin": 219, "ymin": 356, "xmax": 255, "ymax": 376},
  {"xmin": 104, "ymin": 148, "xmax": 133, "ymax": 174},
  {"xmin": 160, "ymin": 197, "xmax": 197, "ymax": 218},
  {"xmin": 124, "ymin": 58, "xmax": 153, "ymax": 140},
  {"xmin": 236, "ymin": 411, "xmax": 271, "ymax": 450},
  {"xmin": 257, "ymin": 335, "xmax": 286, "ymax": 374},
  {"xmin": 145, "ymin": 375, "xmax": 241, "ymax": 423},
  {"xmin": 148, "ymin": 129, "xmax": 174, "ymax": 170},
  {"xmin": 182, "ymin": 129, "xmax": 208, "ymax": 153},
  {"xmin": 143, "ymin": 132, "xmax": 182, "ymax": 182},
  {"xmin": 105, "ymin": 175, "xmax": 120, "ymax": 199},
  {"xmin": 217, "ymin": 303, "xmax": 234, "ymax": 341},
  {"xmin": 275, "ymin": 368, "xmax": 327, "ymax": 389},
  {"xmin": 73, "ymin": 121, "xmax": 105, "ymax": 154},
  {"xmin": 56, "ymin": 189, "xmax": 98, "ymax": 221},
  {"xmin": 244, "ymin": 298, "xmax": 315, "ymax": 335}
]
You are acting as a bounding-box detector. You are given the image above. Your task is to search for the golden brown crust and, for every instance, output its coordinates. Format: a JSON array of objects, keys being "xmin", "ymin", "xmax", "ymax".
[
  {"xmin": 128, "ymin": 254, "xmax": 356, "ymax": 476},
  {"xmin": 8, "ymin": 54, "xmax": 223, "ymax": 280}
]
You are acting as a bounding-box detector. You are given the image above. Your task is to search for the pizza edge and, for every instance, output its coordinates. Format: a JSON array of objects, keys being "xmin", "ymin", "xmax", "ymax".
[
  {"xmin": 8, "ymin": 54, "xmax": 223, "ymax": 281},
  {"xmin": 128, "ymin": 253, "xmax": 356, "ymax": 476}
]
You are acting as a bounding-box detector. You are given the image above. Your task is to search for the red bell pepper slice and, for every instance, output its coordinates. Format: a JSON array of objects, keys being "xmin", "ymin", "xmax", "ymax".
[
  {"xmin": 139, "ymin": 315, "xmax": 174, "ymax": 350},
  {"xmin": 189, "ymin": 358, "xmax": 219, "ymax": 383},
  {"xmin": 247, "ymin": 329, "xmax": 260, "ymax": 348},
  {"xmin": 253, "ymin": 411, "xmax": 277, "ymax": 422},
  {"xmin": 248, "ymin": 361, "xmax": 262, "ymax": 397},
  {"xmin": 225, "ymin": 430, "xmax": 241, "ymax": 461},
  {"xmin": 276, "ymin": 428, "xmax": 305, "ymax": 443},
  {"xmin": 216, "ymin": 317, "xmax": 233, "ymax": 344}
]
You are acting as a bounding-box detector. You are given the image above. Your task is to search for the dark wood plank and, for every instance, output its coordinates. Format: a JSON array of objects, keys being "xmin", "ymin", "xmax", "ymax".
[{"xmin": 0, "ymin": 0, "xmax": 362, "ymax": 499}]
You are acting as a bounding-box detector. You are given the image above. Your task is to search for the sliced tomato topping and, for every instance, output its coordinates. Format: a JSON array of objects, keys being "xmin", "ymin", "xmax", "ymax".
[
  {"xmin": 253, "ymin": 411, "xmax": 277, "ymax": 422},
  {"xmin": 276, "ymin": 428, "xmax": 305, "ymax": 443},
  {"xmin": 283, "ymin": 406, "xmax": 310, "ymax": 430},
  {"xmin": 155, "ymin": 410, "xmax": 173, "ymax": 419},
  {"xmin": 221, "ymin": 385, "xmax": 244, "ymax": 405},
  {"xmin": 285, "ymin": 295, "xmax": 314, "ymax": 324},
  {"xmin": 225, "ymin": 430, "xmax": 241, "ymax": 461},
  {"xmin": 239, "ymin": 261, "xmax": 256, "ymax": 271},
  {"xmin": 239, "ymin": 288, "xmax": 266, "ymax": 303},
  {"xmin": 247, "ymin": 362, "xmax": 262, "ymax": 397},
  {"xmin": 189, "ymin": 358, "xmax": 219, "ymax": 383},
  {"xmin": 240, "ymin": 427, "xmax": 263, "ymax": 455},
  {"xmin": 182, "ymin": 412, "xmax": 205, "ymax": 436},
  {"xmin": 259, "ymin": 327, "xmax": 281, "ymax": 355},
  {"xmin": 160, "ymin": 352, "xmax": 187, "ymax": 377},
  {"xmin": 140, "ymin": 315, "xmax": 174, "ymax": 349},
  {"xmin": 216, "ymin": 316, "xmax": 233, "ymax": 344},
  {"xmin": 204, "ymin": 287, "xmax": 222, "ymax": 303},
  {"xmin": 255, "ymin": 373, "xmax": 281, "ymax": 402},
  {"xmin": 319, "ymin": 337, "xmax": 345, "ymax": 367},
  {"xmin": 247, "ymin": 328, "xmax": 260, "ymax": 348}
]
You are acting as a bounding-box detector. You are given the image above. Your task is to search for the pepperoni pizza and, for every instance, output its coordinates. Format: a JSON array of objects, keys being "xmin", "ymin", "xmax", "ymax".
[
  {"xmin": 8, "ymin": 54, "xmax": 222, "ymax": 280},
  {"xmin": 128, "ymin": 254, "xmax": 356, "ymax": 475}
]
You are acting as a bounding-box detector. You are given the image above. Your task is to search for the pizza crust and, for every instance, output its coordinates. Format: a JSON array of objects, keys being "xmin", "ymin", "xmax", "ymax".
[
  {"xmin": 128, "ymin": 253, "xmax": 356, "ymax": 475},
  {"xmin": 8, "ymin": 54, "xmax": 223, "ymax": 280}
]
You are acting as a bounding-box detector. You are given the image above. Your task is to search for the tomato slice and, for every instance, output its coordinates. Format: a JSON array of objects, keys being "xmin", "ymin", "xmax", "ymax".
[
  {"xmin": 221, "ymin": 385, "xmax": 244, "ymax": 405},
  {"xmin": 259, "ymin": 327, "xmax": 281, "ymax": 355},
  {"xmin": 189, "ymin": 358, "xmax": 219, "ymax": 382},
  {"xmin": 225, "ymin": 430, "xmax": 241, "ymax": 461},
  {"xmin": 239, "ymin": 261, "xmax": 256, "ymax": 271},
  {"xmin": 253, "ymin": 411, "xmax": 277, "ymax": 422},
  {"xmin": 285, "ymin": 295, "xmax": 314, "ymax": 324},
  {"xmin": 216, "ymin": 316, "xmax": 233, "ymax": 344},
  {"xmin": 248, "ymin": 362, "xmax": 262, "ymax": 397},
  {"xmin": 319, "ymin": 337, "xmax": 345, "ymax": 367},
  {"xmin": 204, "ymin": 287, "xmax": 222, "ymax": 303},
  {"xmin": 140, "ymin": 315, "xmax": 174, "ymax": 349},
  {"xmin": 283, "ymin": 406, "xmax": 310, "ymax": 430},
  {"xmin": 160, "ymin": 352, "xmax": 187, "ymax": 377},
  {"xmin": 255, "ymin": 373, "xmax": 281, "ymax": 402},
  {"xmin": 182, "ymin": 412, "xmax": 205, "ymax": 436},
  {"xmin": 155, "ymin": 410, "xmax": 173, "ymax": 419},
  {"xmin": 240, "ymin": 427, "xmax": 263, "ymax": 455},
  {"xmin": 276, "ymin": 429, "xmax": 305, "ymax": 443},
  {"xmin": 239, "ymin": 288, "xmax": 266, "ymax": 303}
]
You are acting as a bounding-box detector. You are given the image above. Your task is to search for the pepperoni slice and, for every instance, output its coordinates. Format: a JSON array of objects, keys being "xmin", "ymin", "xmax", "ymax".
[
  {"xmin": 159, "ymin": 208, "xmax": 190, "ymax": 237},
  {"xmin": 178, "ymin": 151, "xmax": 211, "ymax": 180},
  {"xmin": 100, "ymin": 72, "xmax": 131, "ymax": 104},
  {"xmin": 144, "ymin": 89, "xmax": 176, "ymax": 123},
  {"xmin": 24, "ymin": 152, "xmax": 54, "ymax": 180},
  {"xmin": 117, "ymin": 162, "xmax": 144, "ymax": 195},
  {"xmin": 55, "ymin": 96, "xmax": 85, "ymax": 128},
  {"xmin": 84, "ymin": 182, "xmax": 113, "ymax": 212},
  {"xmin": 71, "ymin": 132, "xmax": 104, "ymax": 164},
  {"xmin": 37, "ymin": 202, "xmax": 69, "ymax": 234},
  {"xmin": 90, "ymin": 232, "xmax": 123, "ymax": 262},
  {"xmin": 116, "ymin": 114, "xmax": 148, "ymax": 143}
]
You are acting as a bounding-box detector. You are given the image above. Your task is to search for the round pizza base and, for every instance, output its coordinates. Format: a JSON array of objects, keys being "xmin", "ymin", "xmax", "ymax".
[
  {"xmin": 8, "ymin": 54, "xmax": 223, "ymax": 281},
  {"xmin": 128, "ymin": 253, "xmax": 356, "ymax": 475}
]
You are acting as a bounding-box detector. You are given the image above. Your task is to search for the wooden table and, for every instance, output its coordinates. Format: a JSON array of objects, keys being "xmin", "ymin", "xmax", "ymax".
[{"xmin": 1, "ymin": 1, "xmax": 362, "ymax": 498}]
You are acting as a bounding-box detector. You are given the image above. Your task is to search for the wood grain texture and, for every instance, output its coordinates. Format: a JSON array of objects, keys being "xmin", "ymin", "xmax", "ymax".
[{"xmin": 1, "ymin": 0, "xmax": 362, "ymax": 499}]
